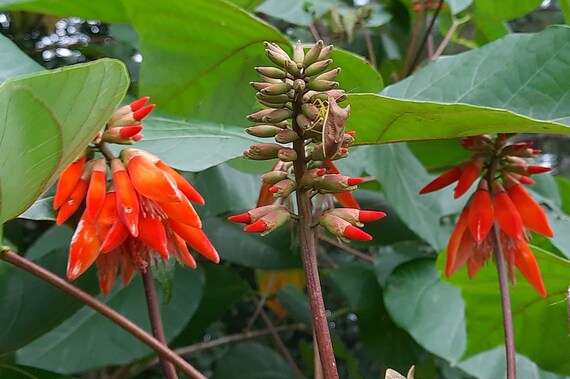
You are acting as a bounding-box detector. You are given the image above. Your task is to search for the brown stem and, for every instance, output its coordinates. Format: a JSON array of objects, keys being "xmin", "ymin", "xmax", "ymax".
[
  {"xmin": 0, "ymin": 249, "xmax": 207, "ymax": 379},
  {"xmin": 487, "ymin": 160, "xmax": 517, "ymax": 379},
  {"xmin": 363, "ymin": 27, "xmax": 377, "ymax": 68},
  {"xmin": 142, "ymin": 267, "xmax": 179, "ymax": 379},
  {"xmin": 95, "ymin": 141, "xmax": 116, "ymax": 161},
  {"xmin": 308, "ymin": 23, "xmax": 322, "ymax": 42},
  {"xmin": 291, "ymin": 107, "xmax": 339, "ymax": 378},
  {"xmin": 400, "ymin": 6, "xmax": 425, "ymax": 78},
  {"xmin": 431, "ymin": 18, "xmax": 459, "ymax": 60},
  {"xmin": 408, "ymin": 0, "xmax": 445, "ymax": 73}
]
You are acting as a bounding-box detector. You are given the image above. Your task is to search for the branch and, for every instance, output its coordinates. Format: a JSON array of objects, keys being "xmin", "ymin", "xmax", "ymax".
[{"xmin": 319, "ymin": 235, "xmax": 374, "ymax": 262}]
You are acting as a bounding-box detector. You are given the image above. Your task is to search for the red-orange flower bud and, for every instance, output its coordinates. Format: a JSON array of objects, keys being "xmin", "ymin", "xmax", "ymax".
[
  {"xmin": 168, "ymin": 219, "xmax": 220, "ymax": 263},
  {"xmin": 314, "ymin": 174, "xmax": 360, "ymax": 193},
  {"xmin": 67, "ymin": 217, "xmax": 101, "ymax": 281},
  {"xmin": 84, "ymin": 158, "xmax": 107, "ymax": 223},
  {"xmin": 493, "ymin": 182, "xmax": 523, "ymax": 240},
  {"xmin": 320, "ymin": 214, "xmax": 372, "ymax": 241},
  {"xmin": 54, "ymin": 156, "xmax": 86, "ymax": 209},
  {"xmin": 269, "ymin": 178, "xmax": 296, "ymax": 197},
  {"xmin": 228, "ymin": 204, "xmax": 285, "ymax": 224},
  {"xmin": 419, "ymin": 166, "xmax": 462, "ymax": 195},
  {"xmin": 242, "ymin": 208, "xmax": 290, "ymax": 236},
  {"xmin": 467, "ymin": 180, "xmax": 494, "ymax": 244},
  {"xmin": 454, "ymin": 157, "xmax": 483, "ymax": 199},
  {"xmin": 111, "ymin": 159, "xmax": 140, "ymax": 237}
]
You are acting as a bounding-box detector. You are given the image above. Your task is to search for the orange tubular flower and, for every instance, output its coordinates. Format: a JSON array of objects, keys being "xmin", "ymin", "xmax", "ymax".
[
  {"xmin": 52, "ymin": 97, "xmax": 219, "ymax": 294},
  {"xmin": 420, "ymin": 134, "xmax": 552, "ymax": 297}
]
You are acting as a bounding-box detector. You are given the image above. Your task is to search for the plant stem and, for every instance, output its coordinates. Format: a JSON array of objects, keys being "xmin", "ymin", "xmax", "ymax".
[
  {"xmin": 0, "ymin": 249, "xmax": 207, "ymax": 379},
  {"xmin": 487, "ymin": 158, "xmax": 516, "ymax": 379},
  {"xmin": 142, "ymin": 267, "xmax": 178, "ymax": 379},
  {"xmin": 400, "ymin": 6, "xmax": 425, "ymax": 78},
  {"xmin": 363, "ymin": 27, "xmax": 377, "ymax": 68},
  {"xmin": 431, "ymin": 18, "xmax": 459, "ymax": 60},
  {"xmin": 291, "ymin": 107, "xmax": 339, "ymax": 378}
]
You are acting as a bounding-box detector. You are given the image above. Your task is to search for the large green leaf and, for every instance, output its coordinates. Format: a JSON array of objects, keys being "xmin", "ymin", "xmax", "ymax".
[
  {"xmin": 0, "ymin": 364, "xmax": 74, "ymax": 379},
  {"xmin": 442, "ymin": 247, "xmax": 570, "ymax": 375},
  {"xmin": 0, "ymin": 34, "xmax": 43, "ymax": 84},
  {"xmin": 0, "ymin": 59, "xmax": 129, "ymax": 224},
  {"xmin": 365, "ymin": 144, "xmax": 452, "ymax": 250},
  {"xmin": 255, "ymin": 0, "xmax": 331, "ymax": 26},
  {"xmin": 347, "ymin": 94, "xmax": 570, "ymax": 145},
  {"xmin": 0, "ymin": 0, "xmax": 128, "ymax": 22},
  {"xmin": 213, "ymin": 341, "xmax": 296, "ymax": 379},
  {"xmin": 474, "ymin": 0, "xmax": 542, "ymax": 20},
  {"xmin": 16, "ymin": 267, "xmax": 205, "ymax": 373},
  {"xmin": 383, "ymin": 259, "xmax": 466, "ymax": 363},
  {"xmin": 381, "ymin": 26, "xmax": 570, "ymax": 124}
]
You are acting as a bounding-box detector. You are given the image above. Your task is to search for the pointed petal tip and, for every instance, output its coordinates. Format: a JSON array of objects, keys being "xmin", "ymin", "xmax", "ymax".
[
  {"xmin": 343, "ymin": 225, "xmax": 372, "ymax": 241},
  {"xmin": 228, "ymin": 213, "xmax": 251, "ymax": 223}
]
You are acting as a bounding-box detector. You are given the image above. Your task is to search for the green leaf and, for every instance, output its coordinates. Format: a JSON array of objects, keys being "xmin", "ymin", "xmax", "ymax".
[
  {"xmin": 255, "ymin": 0, "xmax": 330, "ymax": 26},
  {"xmin": 0, "ymin": 363, "xmax": 74, "ymax": 379},
  {"xmin": 0, "ymin": 252, "xmax": 99, "ymax": 354},
  {"xmin": 459, "ymin": 347, "xmax": 567, "ymax": 379},
  {"xmin": 1, "ymin": 0, "xmax": 129, "ymax": 22},
  {"xmin": 332, "ymin": 48, "xmax": 384, "ymax": 93},
  {"xmin": 474, "ymin": 0, "xmax": 542, "ymax": 20},
  {"xmin": 365, "ymin": 144, "xmax": 452, "ymax": 250},
  {"xmin": 442, "ymin": 247, "xmax": 570, "ymax": 375},
  {"xmin": 18, "ymin": 197, "xmax": 56, "ymax": 222},
  {"xmin": 0, "ymin": 34, "xmax": 43, "ymax": 84},
  {"xmin": 329, "ymin": 263, "xmax": 422, "ymax": 372},
  {"xmin": 561, "ymin": 0, "xmax": 570, "ymax": 24},
  {"xmin": 447, "ymin": 0, "xmax": 473, "ymax": 14},
  {"xmin": 383, "ymin": 259, "xmax": 466, "ymax": 363},
  {"xmin": 203, "ymin": 217, "xmax": 302, "ymax": 269},
  {"xmin": 125, "ymin": 0, "xmax": 287, "ymax": 125},
  {"xmin": 0, "ymin": 59, "xmax": 129, "ymax": 224},
  {"xmin": 131, "ymin": 114, "xmax": 262, "ymax": 172},
  {"xmin": 381, "ymin": 26, "xmax": 570, "ymax": 126},
  {"xmin": 347, "ymin": 94, "xmax": 570, "ymax": 145},
  {"xmin": 213, "ymin": 341, "xmax": 296, "ymax": 379},
  {"xmin": 16, "ymin": 267, "xmax": 205, "ymax": 373},
  {"xmin": 277, "ymin": 284, "xmax": 312, "ymax": 328},
  {"xmin": 373, "ymin": 241, "xmax": 433, "ymax": 287}
]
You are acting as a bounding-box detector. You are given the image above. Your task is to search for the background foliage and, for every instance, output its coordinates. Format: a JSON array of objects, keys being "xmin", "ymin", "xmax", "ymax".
[{"xmin": 1, "ymin": 0, "xmax": 569, "ymax": 378}]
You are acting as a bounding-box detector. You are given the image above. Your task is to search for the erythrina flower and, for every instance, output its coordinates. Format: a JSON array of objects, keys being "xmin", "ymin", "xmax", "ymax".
[
  {"xmin": 54, "ymin": 98, "xmax": 219, "ymax": 294},
  {"xmin": 420, "ymin": 134, "xmax": 552, "ymax": 297}
]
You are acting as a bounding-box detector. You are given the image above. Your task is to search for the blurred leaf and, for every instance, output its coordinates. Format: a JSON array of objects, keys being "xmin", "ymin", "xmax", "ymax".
[
  {"xmin": 381, "ymin": 26, "xmax": 570, "ymax": 126},
  {"xmin": 561, "ymin": 0, "xmax": 570, "ymax": 24},
  {"xmin": 0, "ymin": 252, "xmax": 98, "ymax": 354},
  {"xmin": 373, "ymin": 241, "xmax": 433, "ymax": 287},
  {"xmin": 556, "ymin": 176, "xmax": 570, "ymax": 213},
  {"xmin": 332, "ymin": 48, "xmax": 384, "ymax": 93},
  {"xmin": 213, "ymin": 341, "xmax": 296, "ymax": 379},
  {"xmin": 16, "ymin": 267, "xmax": 204, "ymax": 373},
  {"xmin": 329, "ymin": 263, "xmax": 422, "ymax": 372},
  {"xmin": 366, "ymin": 144, "xmax": 451, "ymax": 250},
  {"xmin": 0, "ymin": 364, "xmax": 74, "ymax": 379},
  {"xmin": 277, "ymin": 284, "xmax": 311, "ymax": 328},
  {"xmin": 383, "ymin": 259, "xmax": 466, "ymax": 363},
  {"xmin": 1, "ymin": 0, "xmax": 128, "ymax": 22},
  {"xmin": 474, "ymin": 0, "xmax": 542, "ymax": 20},
  {"xmin": 258, "ymin": 269, "xmax": 305, "ymax": 318},
  {"xmin": 228, "ymin": 0, "xmax": 265, "ymax": 10},
  {"xmin": 447, "ymin": 0, "xmax": 473, "ymax": 14},
  {"xmin": 131, "ymin": 114, "xmax": 261, "ymax": 172},
  {"xmin": 472, "ymin": 12, "xmax": 510, "ymax": 42},
  {"xmin": 0, "ymin": 34, "xmax": 43, "ymax": 84},
  {"xmin": 459, "ymin": 347, "xmax": 567, "ymax": 379},
  {"xmin": 174, "ymin": 264, "xmax": 250, "ymax": 344},
  {"xmin": 25, "ymin": 225, "xmax": 73, "ymax": 260},
  {"xmin": 19, "ymin": 197, "xmax": 55, "ymax": 222},
  {"xmin": 203, "ymin": 217, "xmax": 302, "ymax": 270},
  {"xmin": 545, "ymin": 208, "xmax": 570, "ymax": 259},
  {"xmin": 408, "ymin": 140, "xmax": 471, "ymax": 171},
  {"xmin": 0, "ymin": 59, "xmax": 129, "ymax": 224},
  {"xmin": 442, "ymin": 247, "xmax": 570, "ymax": 375},
  {"xmin": 255, "ymin": 0, "xmax": 330, "ymax": 26}
]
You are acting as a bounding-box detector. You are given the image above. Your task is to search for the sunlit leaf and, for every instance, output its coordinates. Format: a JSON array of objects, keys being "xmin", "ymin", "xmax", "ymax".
[{"xmin": 0, "ymin": 34, "xmax": 43, "ymax": 84}]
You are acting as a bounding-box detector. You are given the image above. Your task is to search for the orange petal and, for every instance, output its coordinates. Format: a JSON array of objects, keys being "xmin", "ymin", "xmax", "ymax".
[
  {"xmin": 466, "ymin": 257, "xmax": 484, "ymax": 279},
  {"xmin": 454, "ymin": 159, "xmax": 482, "ymax": 199},
  {"xmin": 420, "ymin": 166, "xmax": 462, "ymax": 194},
  {"xmin": 155, "ymin": 160, "xmax": 205, "ymax": 205},
  {"xmin": 112, "ymin": 159, "xmax": 140, "ymax": 237},
  {"xmin": 84, "ymin": 162, "xmax": 107, "ymax": 222},
  {"xmin": 507, "ymin": 183, "xmax": 553, "ymax": 237},
  {"xmin": 96, "ymin": 249, "xmax": 119, "ymax": 295},
  {"xmin": 468, "ymin": 186, "xmax": 494, "ymax": 244},
  {"xmin": 493, "ymin": 183, "xmax": 523, "ymax": 240},
  {"xmin": 100, "ymin": 218, "xmax": 129, "ymax": 254},
  {"xmin": 333, "ymin": 192, "xmax": 360, "ymax": 209},
  {"xmin": 67, "ymin": 218, "xmax": 101, "ymax": 280},
  {"xmin": 257, "ymin": 182, "xmax": 277, "ymax": 207},
  {"xmin": 171, "ymin": 233, "xmax": 197, "ymax": 268},
  {"xmin": 56, "ymin": 179, "xmax": 88, "ymax": 225},
  {"xmin": 446, "ymin": 206, "xmax": 470, "ymax": 276},
  {"xmin": 514, "ymin": 241, "xmax": 547, "ymax": 297},
  {"xmin": 159, "ymin": 195, "xmax": 202, "ymax": 228},
  {"xmin": 128, "ymin": 155, "xmax": 181, "ymax": 203},
  {"xmin": 168, "ymin": 219, "xmax": 220, "ymax": 263},
  {"xmin": 448, "ymin": 224, "xmax": 477, "ymax": 276},
  {"xmin": 54, "ymin": 156, "xmax": 86, "ymax": 209},
  {"xmin": 138, "ymin": 215, "xmax": 169, "ymax": 259},
  {"xmin": 120, "ymin": 246, "xmax": 137, "ymax": 286}
]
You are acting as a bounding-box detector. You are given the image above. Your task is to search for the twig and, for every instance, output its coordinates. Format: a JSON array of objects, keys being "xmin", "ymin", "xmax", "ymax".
[
  {"xmin": 319, "ymin": 235, "xmax": 374, "ymax": 262},
  {"xmin": 256, "ymin": 299, "xmax": 304, "ymax": 377},
  {"xmin": 408, "ymin": 0, "xmax": 445, "ymax": 74},
  {"xmin": 431, "ymin": 18, "xmax": 459, "ymax": 60},
  {"xmin": 309, "ymin": 23, "xmax": 322, "ymax": 42},
  {"xmin": 142, "ymin": 267, "xmax": 178, "ymax": 379},
  {"xmin": 400, "ymin": 5, "xmax": 425, "ymax": 78},
  {"xmin": 363, "ymin": 27, "xmax": 377, "ymax": 68},
  {"xmin": 0, "ymin": 249, "xmax": 207, "ymax": 379}
]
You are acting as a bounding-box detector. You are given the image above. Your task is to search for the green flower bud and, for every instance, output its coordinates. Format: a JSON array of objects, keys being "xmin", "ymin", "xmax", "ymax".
[
  {"xmin": 294, "ymin": 41, "xmax": 305, "ymax": 65},
  {"xmin": 303, "ymin": 40, "xmax": 324, "ymax": 67},
  {"xmin": 246, "ymin": 125, "xmax": 283, "ymax": 138},
  {"xmin": 261, "ymin": 82, "xmax": 292, "ymax": 96},
  {"xmin": 261, "ymin": 170, "xmax": 289, "ymax": 185},
  {"xmin": 278, "ymin": 147, "xmax": 298, "ymax": 162},
  {"xmin": 304, "ymin": 59, "xmax": 332, "ymax": 76},
  {"xmin": 263, "ymin": 108, "xmax": 293, "ymax": 123},
  {"xmin": 255, "ymin": 66, "xmax": 287, "ymax": 79},
  {"xmin": 307, "ymin": 79, "xmax": 338, "ymax": 91},
  {"xmin": 275, "ymin": 129, "xmax": 299, "ymax": 143}
]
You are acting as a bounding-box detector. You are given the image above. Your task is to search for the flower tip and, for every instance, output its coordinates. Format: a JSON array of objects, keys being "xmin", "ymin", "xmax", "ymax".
[
  {"xmin": 358, "ymin": 210, "xmax": 386, "ymax": 223},
  {"xmin": 268, "ymin": 186, "xmax": 279, "ymax": 193},
  {"xmin": 343, "ymin": 225, "xmax": 372, "ymax": 241},
  {"xmin": 129, "ymin": 96, "xmax": 150, "ymax": 111},
  {"xmin": 228, "ymin": 213, "xmax": 252, "ymax": 223},
  {"xmin": 347, "ymin": 177, "xmax": 364, "ymax": 186},
  {"xmin": 244, "ymin": 220, "xmax": 268, "ymax": 233},
  {"xmin": 527, "ymin": 165, "xmax": 551, "ymax": 174},
  {"xmin": 316, "ymin": 168, "xmax": 326, "ymax": 176},
  {"xmin": 119, "ymin": 125, "xmax": 144, "ymax": 138},
  {"xmin": 133, "ymin": 104, "xmax": 155, "ymax": 121}
]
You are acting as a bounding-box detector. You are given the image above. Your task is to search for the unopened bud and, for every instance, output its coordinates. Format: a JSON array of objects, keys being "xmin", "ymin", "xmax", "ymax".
[
  {"xmin": 314, "ymin": 174, "xmax": 362, "ymax": 193},
  {"xmin": 269, "ymin": 178, "xmax": 296, "ymax": 197},
  {"xmin": 323, "ymin": 208, "xmax": 386, "ymax": 227},
  {"xmin": 307, "ymin": 79, "xmax": 338, "ymax": 91},
  {"xmin": 250, "ymin": 81, "xmax": 272, "ymax": 91},
  {"xmin": 278, "ymin": 148, "xmax": 298, "ymax": 162},
  {"xmin": 317, "ymin": 45, "xmax": 333, "ymax": 61},
  {"xmin": 247, "ymin": 108, "xmax": 275, "ymax": 123},
  {"xmin": 102, "ymin": 125, "xmax": 144, "ymax": 144},
  {"xmin": 275, "ymin": 129, "xmax": 299, "ymax": 143},
  {"xmin": 261, "ymin": 82, "xmax": 292, "ymax": 96},
  {"xmin": 263, "ymin": 108, "xmax": 293, "ymax": 123},
  {"xmin": 256, "ymin": 92, "xmax": 290, "ymax": 104},
  {"xmin": 293, "ymin": 41, "xmax": 305, "ymax": 65},
  {"xmin": 299, "ymin": 168, "xmax": 327, "ymax": 188},
  {"xmin": 244, "ymin": 143, "xmax": 282, "ymax": 160},
  {"xmin": 305, "ymin": 59, "xmax": 332, "ymax": 76},
  {"xmin": 303, "ymin": 40, "xmax": 323, "ymax": 67},
  {"xmin": 313, "ymin": 68, "xmax": 341, "ymax": 82},
  {"xmin": 261, "ymin": 170, "xmax": 289, "ymax": 185},
  {"xmin": 301, "ymin": 103, "xmax": 321, "ymax": 121},
  {"xmin": 228, "ymin": 204, "xmax": 285, "ymax": 224},
  {"xmin": 265, "ymin": 49, "xmax": 289, "ymax": 67},
  {"xmin": 296, "ymin": 113, "xmax": 312, "ymax": 130},
  {"xmin": 293, "ymin": 79, "xmax": 305, "ymax": 93},
  {"xmin": 285, "ymin": 59, "xmax": 301, "ymax": 76},
  {"xmin": 243, "ymin": 207, "xmax": 291, "ymax": 236},
  {"xmin": 320, "ymin": 214, "xmax": 372, "ymax": 241},
  {"xmin": 255, "ymin": 66, "xmax": 287, "ymax": 79},
  {"xmin": 246, "ymin": 125, "xmax": 283, "ymax": 138}
]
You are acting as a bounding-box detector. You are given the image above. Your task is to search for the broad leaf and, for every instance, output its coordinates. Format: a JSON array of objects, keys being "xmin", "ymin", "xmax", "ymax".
[
  {"xmin": 442, "ymin": 247, "xmax": 570, "ymax": 375},
  {"xmin": 16, "ymin": 267, "xmax": 204, "ymax": 373},
  {"xmin": 213, "ymin": 341, "xmax": 296, "ymax": 379},
  {"xmin": 0, "ymin": 34, "xmax": 43, "ymax": 84},
  {"xmin": 0, "ymin": 59, "xmax": 129, "ymax": 223},
  {"xmin": 277, "ymin": 284, "xmax": 312, "ymax": 328},
  {"xmin": 255, "ymin": 0, "xmax": 330, "ymax": 26},
  {"xmin": 1, "ymin": 0, "xmax": 129, "ymax": 22},
  {"xmin": 0, "ymin": 364, "xmax": 74, "ymax": 379},
  {"xmin": 447, "ymin": 0, "xmax": 473, "ymax": 14},
  {"xmin": 474, "ymin": 0, "xmax": 542, "ymax": 20},
  {"xmin": 382, "ymin": 26, "xmax": 570, "ymax": 125},
  {"xmin": 383, "ymin": 259, "xmax": 466, "ymax": 363}
]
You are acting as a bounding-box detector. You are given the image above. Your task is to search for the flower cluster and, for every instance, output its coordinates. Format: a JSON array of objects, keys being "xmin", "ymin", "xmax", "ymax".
[
  {"xmin": 228, "ymin": 40, "xmax": 385, "ymax": 240},
  {"xmin": 53, "ymin": 98, "xmax": 218, "ymax": 294},
  {"xmin": 420, "ymin": 134, "xmax": 553, "ymax": 297}
]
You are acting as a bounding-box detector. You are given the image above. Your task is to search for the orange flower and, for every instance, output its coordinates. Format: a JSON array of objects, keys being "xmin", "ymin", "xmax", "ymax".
[{"xmin": 421, "ymin": 135, "xmax": 553, "ymax": 297}]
